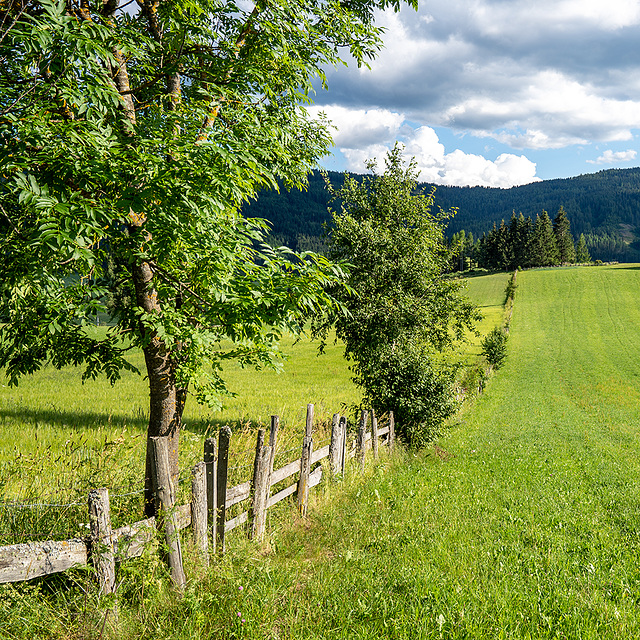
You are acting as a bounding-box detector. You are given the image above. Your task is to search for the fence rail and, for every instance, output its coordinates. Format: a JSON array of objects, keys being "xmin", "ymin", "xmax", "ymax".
[{"xmin": 0, "ymin": 406, "xmax": 395, "ymax": 588}]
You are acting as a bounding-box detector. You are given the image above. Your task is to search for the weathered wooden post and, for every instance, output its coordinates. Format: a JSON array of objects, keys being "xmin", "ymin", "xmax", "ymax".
[
  {"xmin": 339, "ymin": 416, "xmax": 347, "ymax": 475},
  {"xmin": 297, "ymin": 403, "xmax": 314, "ymax": 516},
  {"xmin": 191, "ymin": 461, "xmax": 208, "ymax": 565},
  {"xmin": 329, "ymin": 413, "xmax": 342, "ymax": 477},
  {"xmin": 216, "ymin": 426, "xmax": 231, "ymax": 557},
  {"xmin": 357, "ymin": 410, "xmax": 368, "ymax": 471},
  {"xmin": 88, "ymin": 488, "xmax": 116, "ymax": 595},
  {"xmin": 388, "ymin": 411, "xmax": 395, "ymax": 451},
  {"xmin": 371, "ymin": 409, "xmax": 379, "ymax": 460},
  {"xmin": 204, "ymin": 437, "xmax": 217, "ymax": 552},
  {"xmin": 150, "ymin": 436, "xmax": 186, "ymax": 590},
  {"xmin": 268, "ymin": 414, "xmax": 279, "ymax": 474},
  {"xmin": 250, "ymin": 441, "xmax": 272, "ymax": 540}
]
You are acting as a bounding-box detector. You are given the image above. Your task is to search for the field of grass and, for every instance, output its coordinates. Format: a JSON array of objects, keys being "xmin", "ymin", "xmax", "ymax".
[{"xmin": 8, "ymin": 265, "xmax": 640, "ymax": 639}]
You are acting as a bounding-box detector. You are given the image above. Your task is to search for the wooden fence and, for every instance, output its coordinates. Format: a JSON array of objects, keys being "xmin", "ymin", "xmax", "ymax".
[{"xmin": 0, "ymin": 405, "xmax": 395, "ymax": 591}]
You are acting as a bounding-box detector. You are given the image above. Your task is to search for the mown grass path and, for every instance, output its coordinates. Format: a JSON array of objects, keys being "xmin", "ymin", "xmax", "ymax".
[{"xmin": 170, "ymin": 265, "xmax": 640, "ymax": 640}]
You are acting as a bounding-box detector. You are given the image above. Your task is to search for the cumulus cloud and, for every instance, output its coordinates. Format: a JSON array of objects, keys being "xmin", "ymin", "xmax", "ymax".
[
  {"xmin": 308, "ymin": 105, "xmax": 540, "ymax": 187},
  {"xmin": 587, "ymin": 149, "xmax": 638, "ymax": 164},
  {"xmin": 313, "ymin": 0, "xmax": 640, "ymax": 158}
]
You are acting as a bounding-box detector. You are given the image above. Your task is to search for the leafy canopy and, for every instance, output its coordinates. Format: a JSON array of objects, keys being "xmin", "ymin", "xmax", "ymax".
[
  {"xmin": 319, "ymin": 146, "xmax": 480, "ymax": 446},
  {"xmin": 0, "ymin": 0, "xmax": 414, "ymax": 407}
]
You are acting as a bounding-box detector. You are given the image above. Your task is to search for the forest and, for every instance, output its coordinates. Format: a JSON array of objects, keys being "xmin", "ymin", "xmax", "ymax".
[{"xmin": 242, "ymin": 167, "xmax": 640, "ymax": 262}]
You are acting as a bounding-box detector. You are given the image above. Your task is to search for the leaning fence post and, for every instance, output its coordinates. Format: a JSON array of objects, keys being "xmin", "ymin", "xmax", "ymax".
[
  {"xmin": 329, "ymin": 413, "xmax": 342, "ymax": 477},
  {"xmin": 357, "ymin": 410, "xmax": 368, "ymax": 471},
  {"xmin": 204, "ymin": 437, "xmax": 217, "ymax": 553},
  {"xmin": 388, "ymin": 411, "xmax": 395, "ymax": 451},
  {"xmin": 268, "ymin": 415, "xmax": 279, "ymax": 474},
  {"xmin": 297, "ymin": 403, "xmax": 314, "ymax": 516},
  {"xmin": 150, "ymin": 436, "xmax": 186, "ymax": 590},
  {"xmin": 88, "ymin": 488, "xmax": 116, "ymax": 595},
  {"xmin": 216, "ymin": 426, "xmax": 231, "ymax": 557},
  {"xmin": 371, "ymin": 410, "xmax": 379, "ymax": 460},
  {"xmin": 191, "ymin": 461, "xmax": 208, "ymax": 565}
]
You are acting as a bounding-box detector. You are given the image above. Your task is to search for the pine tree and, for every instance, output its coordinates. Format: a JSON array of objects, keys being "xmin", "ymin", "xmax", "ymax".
[{"xmin": 553, "ymin": 206, "xmax": 576, "ymax": 263}]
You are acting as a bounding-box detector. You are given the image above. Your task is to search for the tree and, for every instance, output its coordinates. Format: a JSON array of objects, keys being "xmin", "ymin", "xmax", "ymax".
[
  {"xmin": 0, "ymin": 0, "xmax": 413, "ymax": 508},
  {"xmin": 575, "ymin": 233, "xmax": 591, "ymax": 263},
  {"xmin": 531, "ymin": 211, "xmax": 560, "ymax": 266},
  {"xmin": 319, "ymin": 147, "xmax": 480, "ymax": 447},
  {"xmin": 553, "ymin": 205, "xmax": 576, "ymax": 263}
]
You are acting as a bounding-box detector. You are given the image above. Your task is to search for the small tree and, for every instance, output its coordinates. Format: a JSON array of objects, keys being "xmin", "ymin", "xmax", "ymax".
[{"xmin": 319, "ymin": 146, "xmax": 480, "ymax": 447}]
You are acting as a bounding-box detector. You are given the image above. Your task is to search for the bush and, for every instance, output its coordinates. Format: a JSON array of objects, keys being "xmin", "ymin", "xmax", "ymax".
[
  {"xmin": 481, "ymin": 327, "xmax": 508, "ymax": 369},
  {"xmin": 504, "ymin": 272, "xmax": 518, "ymax": 304},
  {"xmin": 356, "ymin": 341, "xmax": 460, "ymax": 448}
]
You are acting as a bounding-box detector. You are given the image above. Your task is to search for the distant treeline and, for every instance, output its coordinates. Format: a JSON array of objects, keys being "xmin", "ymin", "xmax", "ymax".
[
  {"xmin": 242, "ymin": 167, "xmax": 640, "ymax": 262},
  {"xmin": 449, "ymin": 207, "xmax": 590, "ymax": 272}
]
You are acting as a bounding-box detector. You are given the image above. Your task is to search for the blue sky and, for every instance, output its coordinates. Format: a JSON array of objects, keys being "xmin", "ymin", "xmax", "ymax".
[{"xmin": 305, "ymin": 0, "xmax": 640, "ymax": 187}]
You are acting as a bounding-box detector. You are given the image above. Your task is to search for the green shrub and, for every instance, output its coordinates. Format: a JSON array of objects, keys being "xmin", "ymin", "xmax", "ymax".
[
  {"xmin": 504, "ymin": 272, "xmax": 518, "ymax": 304},
  {"xmin": 481, "ymin": 327, "xmax": 509, "ymax": 369}
]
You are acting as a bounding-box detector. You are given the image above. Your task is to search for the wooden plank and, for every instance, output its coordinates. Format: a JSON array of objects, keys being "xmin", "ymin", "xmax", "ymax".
[
  {"xmin": 310, "ymin": 443, "xmax": 330, "ymax": 465},
  {"xmin": 113, "ymin": 517, "xmax": 155, "ymax": 562},
  {"xmin": 175, "ymin": 503, "xmax": 192, "ymax": 530},
  {"xmin": 271, "ymin": 459, "xmax": 300, "ymax": 485},
  {"xmin": 309, "ymin": 465, "xmax": 323, "ymax": 489},
  {"xmin": 266, "ymin": 482, "xmax": 297, "ymax": 509},
  {"xmin": 378, "ymin": 426, "xmax": 390, "ymax": 437},
  {"xmin": 224, "ymin": 511, "xmax": 248, "ymax": 533},
  {"xmin": 0, "ymin": 539, "xmax": 88, "ymax": 583},
  {"xmin": 226, "ymin": 481, "xmax": 251, "ymax": 507}
]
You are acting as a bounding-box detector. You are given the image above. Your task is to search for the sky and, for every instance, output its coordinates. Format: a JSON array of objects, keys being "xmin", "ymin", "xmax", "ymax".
[{"xmin": 305, "ymin": 0, "xmax": 640, "ymax": 188}]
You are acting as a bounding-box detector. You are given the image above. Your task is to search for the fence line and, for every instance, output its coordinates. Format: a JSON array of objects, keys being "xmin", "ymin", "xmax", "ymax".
[{"xmin": 0, "ymin": 405, "xmax": 395, "ymax": 588}]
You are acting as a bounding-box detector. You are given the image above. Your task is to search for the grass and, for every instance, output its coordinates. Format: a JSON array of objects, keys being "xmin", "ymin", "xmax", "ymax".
[{"xmin": 7, "ymin": 265, "xmax": 640, "ymax": 638}]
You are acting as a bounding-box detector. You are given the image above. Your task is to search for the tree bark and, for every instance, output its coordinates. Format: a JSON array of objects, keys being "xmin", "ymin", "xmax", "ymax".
[{"xmin": 131, "ymin": 261, "xmax": 181, "ymax": 516}]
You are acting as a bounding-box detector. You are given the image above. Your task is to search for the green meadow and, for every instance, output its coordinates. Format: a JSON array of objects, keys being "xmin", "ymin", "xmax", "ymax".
[{"xmin": 4, "ymin": 265, "xmax": 640, "ymax": 639}]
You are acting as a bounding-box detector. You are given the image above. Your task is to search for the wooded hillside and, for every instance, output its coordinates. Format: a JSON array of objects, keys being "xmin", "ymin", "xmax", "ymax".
[{"xmin": 243, "ymin": 167, "xmax": 640, "ymax": 262}]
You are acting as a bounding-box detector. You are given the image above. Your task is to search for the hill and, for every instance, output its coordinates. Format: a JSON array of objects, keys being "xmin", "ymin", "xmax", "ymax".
[{"xmin": 243, "ymin": 167, "xmax": 640, "ymax": 262}]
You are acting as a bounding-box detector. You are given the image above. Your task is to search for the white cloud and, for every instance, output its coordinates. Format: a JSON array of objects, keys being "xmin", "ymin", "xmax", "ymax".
[
  {"xmin": 314, "ymin": 0, "xmax": 640, "ymax": 161},
  {"xmin": 587, "ymin": 149, "xmax": 638, "ymax": 164},
  {"xmin": 311, "ymin": 107, "xmax": 540, "ymax": 187}
]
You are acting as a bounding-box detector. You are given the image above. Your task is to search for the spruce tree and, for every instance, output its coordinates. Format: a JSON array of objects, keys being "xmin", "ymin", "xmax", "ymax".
[
  {"xmin": 553, "ymin": 206, "xmax": 576, "ymax": 264},
  {"xmin": 532, "ymin": 211, "xmax": 560, "ymax": 266},
  {"xmin": 575, "ymin": 233, "xmax": 591, "ymax": 263}
]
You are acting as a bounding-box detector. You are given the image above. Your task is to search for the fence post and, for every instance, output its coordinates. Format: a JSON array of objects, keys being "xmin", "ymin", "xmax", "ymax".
[
  {"xmin": 204, "ymin": 437, "xmax": 217, "ymax": 553},
  {"xmin": 216, "ymin": 426, "xmax": 231, "ymax": 557},
  {"xmin": 329, "ymin": 413, "xmax": 342, "ymax": 477},
  {"xmin": 371, "ymin": 410, "xmax": 379, "ymax": 460},
  {"xmin": 388, "ymin": 411, "xmax": 395, "ymax": 451},
  {"xmin": 268, "ymin": 415, "xmax": 279, "ymax": 474},
  {"xmin": 250, "ymin": 444, "xmax": 272, "ymax": 540},
  {"xmin": 88, "ymin": 488, "xmax": 116, "ymax": 595},
  {"xmin": 150, "ymin": 436, "xmax": 186, "ymax": 590},
  {"xmin": 339, "ymin": 416, "xmax": 347, "ymax": 475},
  {"xmin": 297, "ymin": 403, "xmax": 314, "ymax": 516},
  {"xmin": 357, "ymin": 410, "xmax": 368, "ymax": 471},
  {"xmin": 191, "ymin": 461, "xmax": 208, "ymax": 565}
]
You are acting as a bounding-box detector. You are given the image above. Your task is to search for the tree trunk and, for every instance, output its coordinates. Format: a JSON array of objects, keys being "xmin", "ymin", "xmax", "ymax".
[{"xmin": 131, "ymin": 261, "xmax": 182, "ymax": 516}]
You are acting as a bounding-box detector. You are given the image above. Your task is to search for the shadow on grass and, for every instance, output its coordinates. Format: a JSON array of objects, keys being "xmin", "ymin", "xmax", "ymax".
[{"xmin": 0, "ymin": 407, "xmax": 148, "ymax": 431}]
